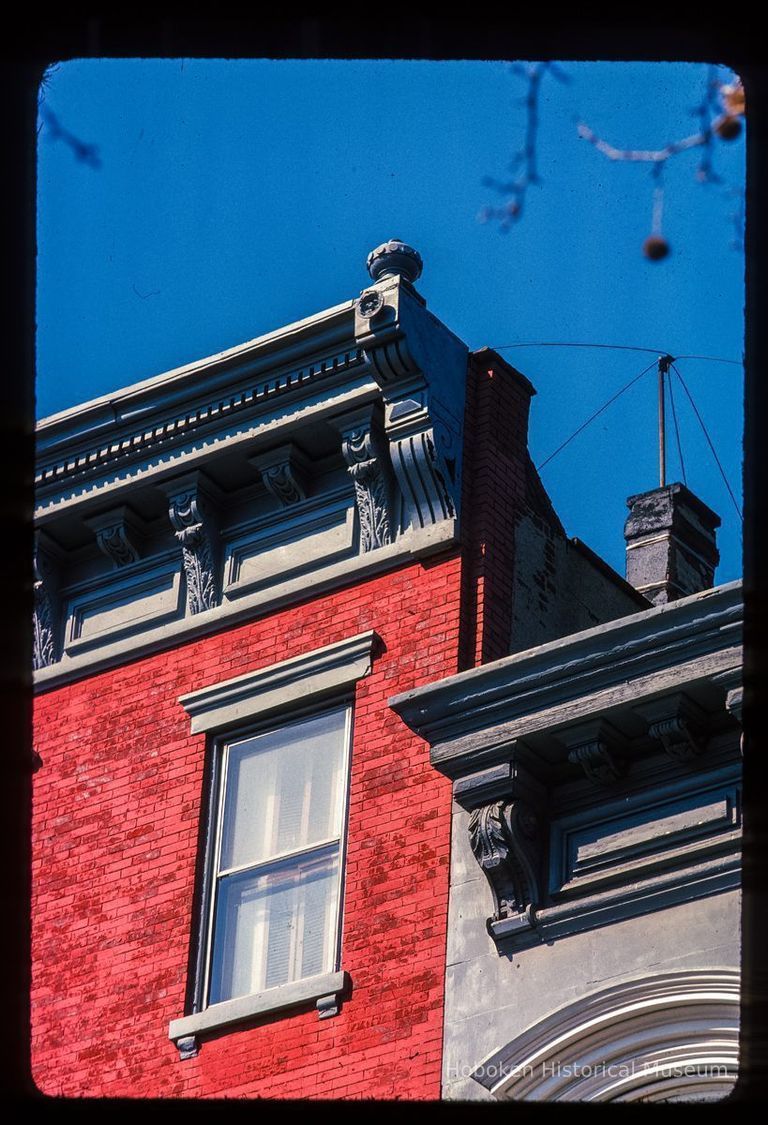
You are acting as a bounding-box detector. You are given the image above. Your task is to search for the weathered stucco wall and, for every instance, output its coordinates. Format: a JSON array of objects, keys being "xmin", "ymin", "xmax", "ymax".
[{"xmin": 442, "ymin": 789, "xmax": 741, "ymax": 1101}]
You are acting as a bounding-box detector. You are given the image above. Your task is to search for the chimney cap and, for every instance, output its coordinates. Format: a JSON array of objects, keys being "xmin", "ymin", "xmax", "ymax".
[
  {"xmin": 625, "ymin": 482, "xmax": 721, "ymax": 531},
  {"xmin": 624, "ymin": 481, "xmax": 721, "ymax": 605},
  {"xmin": 366, "ymin": 239, "xmax": 423, "ymax": 284}
]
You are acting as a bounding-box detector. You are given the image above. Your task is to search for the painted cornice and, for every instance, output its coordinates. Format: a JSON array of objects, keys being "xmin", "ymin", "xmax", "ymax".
[
  {"xmin": 35, "ymin": 272, "xmax": 468, "ymax": 523},
  {"xmin": 390, "ymin": 579, "xmax": 743, "ymax": 773},
  {"xmin": 32, "ymin": 268, "xmax": 468, "ymax": 685},
  {"xmin": 35, "ymin": 322, "xmax": 367, "ymax": 516},
  {"xmin": 37, "ymin": 297, "xmax": 356, "ymax": 448},
  {"xmin": 391, "ymin": 581, "xmax": 743, "ymax": 952}
]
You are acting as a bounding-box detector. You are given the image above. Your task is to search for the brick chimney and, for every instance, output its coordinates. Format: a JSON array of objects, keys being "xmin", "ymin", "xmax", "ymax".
[{"xmin": 624, "ymin": 482, "xmax": 720, "ymax": 605}]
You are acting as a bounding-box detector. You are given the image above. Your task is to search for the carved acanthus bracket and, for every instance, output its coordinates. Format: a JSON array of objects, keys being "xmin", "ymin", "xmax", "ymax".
[
  {"xmin": 559, "ymin": 721, "xmax": 628, "ymax": 786},
  {"xmin": 332, "ymin": 407, "xmax": 395, "ymax": 553},
  {"xmin": 84, "ymin": 505, "xmax": 144, "ymax": 568},
  {"xmin": 384, "ymin": 393, "xmax": 456, "ymax": 534},
  {"xmin": 352, "ymin": 274, "xmax": 462, "ymax": 538},
  {"xmin": 456, "ymin": 758, "xmax": 545, "ymax": 941},
  {"xmin": 469, "ymin": 799, "xmax": 541, "ymax": 937},
  {"xmin": 161, "ymin": 473, "xmax": 220, "ymax": 615},
  {"xmin": 33, "ymin": 531, "xmax": 61, "ymax": 671},
  {"xmin": 250, "ymin": 444, "xmax": 310, "ymax": 508},
  {"xmin": 634, "ymin": 693, "xmax": 708, "ymax": 763}
]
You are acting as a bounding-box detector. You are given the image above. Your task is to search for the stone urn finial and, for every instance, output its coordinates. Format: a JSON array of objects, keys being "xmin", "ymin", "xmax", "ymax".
[{"xmin": 366, "ymin": 239, "xmax": 423, "ymax": 284}]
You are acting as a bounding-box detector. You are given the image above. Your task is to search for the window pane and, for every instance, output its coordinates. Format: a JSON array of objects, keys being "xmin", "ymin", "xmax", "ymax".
[
  {"xmin": 300, "ymin": 862, "xmax": 335, "ymax": 979},
  {"xmin": 219, "ymin": 708, "xmax": 347, "ymax": 871},
  {"xmin": 209, "ymin": 849, "xmax": 339, "ymax": 1004}
]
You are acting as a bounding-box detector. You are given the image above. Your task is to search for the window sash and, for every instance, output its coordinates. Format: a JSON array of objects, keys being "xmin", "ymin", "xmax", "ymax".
[
  {"xmin": 201, "ymin": 703, "xmax": 351, "ymax": 1009},
  {"xmin": 218, "ymin": 708, "xmax": 347, "ymax": 872},
  {"xmin": 216, "ymin": 833, "xmax": 342, "ymax": 880},
  {"xmin": 209, "ymin": 845, "xmax": 340, "ymax": 1003}
]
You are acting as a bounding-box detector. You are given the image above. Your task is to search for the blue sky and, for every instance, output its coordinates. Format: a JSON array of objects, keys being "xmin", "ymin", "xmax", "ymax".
[{"xmin": 36, "ymin": 59, "xmax": 745, "ymax": 583}]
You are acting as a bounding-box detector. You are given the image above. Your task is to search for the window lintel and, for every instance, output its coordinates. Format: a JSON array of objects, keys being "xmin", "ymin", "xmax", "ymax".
[{"xmin": 179, "ymin": 629, "xmax": 380, "ymax": 734}]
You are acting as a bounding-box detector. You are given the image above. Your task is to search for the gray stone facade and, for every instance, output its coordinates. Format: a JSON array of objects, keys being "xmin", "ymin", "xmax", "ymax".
[{"xmin": 391, "ymin": 581, "xmax": 742, "ymax": 1102}]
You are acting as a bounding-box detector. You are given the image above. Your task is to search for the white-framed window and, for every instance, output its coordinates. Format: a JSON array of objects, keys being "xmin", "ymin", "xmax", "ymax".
[
  {"xmin": 169, "ymin": 630, "xmax": 378, "ymax": 1055},
  {"xmin": 204, "ymin": 704, "xmax": 352, "ymax": 1006}
]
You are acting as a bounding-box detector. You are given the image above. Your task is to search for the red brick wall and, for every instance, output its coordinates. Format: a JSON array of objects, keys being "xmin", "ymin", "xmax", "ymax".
[
  {"xmin": 31, "ymin": 349, "xmax": 539, "ymax": 1099},
  {"xmin": 459, "ymin": 348, "xmax": 537, "ymax": 669},
  {"xmin": 32, "ymin": 557, "xmax": 462, "ymax": 1099}
]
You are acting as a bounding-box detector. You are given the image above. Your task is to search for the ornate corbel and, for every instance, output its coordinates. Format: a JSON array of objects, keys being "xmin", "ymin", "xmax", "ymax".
[
  {"xmin": 457, "ymin": 758, "xmax": 545, "ymax": 941},
  {"xmin": 711, "ymin": 668, "xmax": 743, "ymax": 757},
  {"xmin": 331, "ymin": 407, "xmax": 395, "ymax": 553},
  {"xmin": 711, "ymin": 667, "xmax": 743, "ymax": 735},
  {"xmin": 33, "ymin": 531, "xmax": 61, "ymax": 671},
  {"xmin": 160, "ymin": 473, "xmax": 220, "ymax": 615},
  {"xmin": 84, "ymin": 505, "xmax": 143, "ymax": 568},
  {"xmin": 352, "ymin": 247, "xmax": 462, "ymax": 537},
  {"xmin": 469, "ymin": 799, "xmax": 541, "ymax": 938},
  {"xmin": 383, "ymin": 393, "xmax": 456, "ymax": 535},
  {"xmin": 634, "ymin": 693, "xmax": 708, "ymax": 763},
  {"xmin": 250, "ymin": 444, "xmax": 310, "ymax": 508},
  {"xmin": 648, "ymin": 716, "xmax": 703, "ymax": 761},
  {"xmin": 560, "ymin": 720, "xmax": 628, "ymax": 785}
]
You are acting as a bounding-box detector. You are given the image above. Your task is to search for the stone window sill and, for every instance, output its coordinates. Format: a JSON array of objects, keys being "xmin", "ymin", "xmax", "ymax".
[{"xmin": 168, "ymin": 969, "xmax": 350, "ymax": 1058}]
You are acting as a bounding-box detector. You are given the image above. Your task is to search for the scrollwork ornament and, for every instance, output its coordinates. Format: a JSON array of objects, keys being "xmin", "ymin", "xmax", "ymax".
[
  {"xmin": 340, "ymin": 425, "xmax": 393, "ymax": 552},
  {"xmin": 33, "ymin": 589, "xmax": 57, "ymax": 670},
  {"xmin": 166, "ymin": 485, "xmax": 220, "ymax": 614},
  {"xmin": 567, "ymin": 740, "xmax": 625, "ymax": 785},
  {"xmin": 95, "ymin": 524, "xmax": 140, "ymax": 568},
  {"xmin": 181, "ymin": 541, "xmax": 217, "ymax": 613},
  {"xmin": 648, "ymin": 716, "xmax": 703, "ymax": 762},
  {"xmin": 168, "ymin": 491, "xmax": 205, "ymax": 539},
  {"xmin": 32, "ymin": 539, "xmax": 59, "ymax": 670},
  {"xmin": 262, "ymin": 464, "xmax": 305, "ymax": 507},
  {"xmin": 468, "ymin": 799, "xmax": 541, "ymax": 928}
]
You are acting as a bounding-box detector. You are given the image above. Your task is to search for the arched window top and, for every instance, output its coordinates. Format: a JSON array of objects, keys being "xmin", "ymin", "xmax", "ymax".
[{"xmin": 472, "ymin": 969, "xmax": 739, "ymax": 1103}]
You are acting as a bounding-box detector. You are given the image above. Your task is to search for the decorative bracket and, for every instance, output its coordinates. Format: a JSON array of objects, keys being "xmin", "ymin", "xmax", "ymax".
[
  {"xmin": 383, "ymin": 393, "xmax": 456, "ymax": 535},
  {"xmin": 175, "ymin": 1035, "xmax": 199, "ymax": 1061},
  {"xmin": 84, "ymin": 505, "xmax": 144, "ymax": 568},
  {"xmin": 469, "ymin": 799, "xmax": 541, "ymax": 938},
  {"xmin": 459, "ymin": 759, "xmax": 545, "ymax": 941},
  {"xmin": 316, "ymin": 992, "xmax": 342, "ymax": 1020},
  {"xmin": 250, "ymin": 443, "xmax": 310, "ymax": 508},
  {"xmin": 712, "ymin": 668, "xmax": 743, "ymax": 757},
  {"xmin": 725, "ymin": 687, "xmax": 743, "ymax": 728},
  {"xmin": 332, "ymin": 406, "xmax": 396, "ymax": 553},
  {"xmin": 353, "ymin": 275, "xmax": 423, "ymax": 386},
  {"xmin": 33, "ymin": 531, "xmax": 61, "ymax": 671},
  {"xmin": 711, "ymin": 667, "xmax": 742, "ymax": 727},
  {"xmin": 559, "ymin": 720, "xmax": 628, "ymax": 785},
  {"xmin": 634, "ymin": 693, "xmax": 708, "ymax": 763},
  {"xmin": 160, "ymin": 473, "xmax": 220, "ymax": 615}
]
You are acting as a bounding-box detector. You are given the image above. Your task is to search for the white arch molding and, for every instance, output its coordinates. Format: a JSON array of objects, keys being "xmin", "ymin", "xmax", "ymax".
[{"xmin": 471, "ymin": 970, "xmax": 739, "ymax": 1102}]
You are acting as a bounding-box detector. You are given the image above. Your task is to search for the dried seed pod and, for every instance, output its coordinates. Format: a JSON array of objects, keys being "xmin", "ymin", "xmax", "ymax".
[
  {"xmin": 643, "ymin": 235, "xmax": 670, "ymax": 261},
  {"xmin": 714, "ymin": 114, "xmax": 743, "ymax": 141}
]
